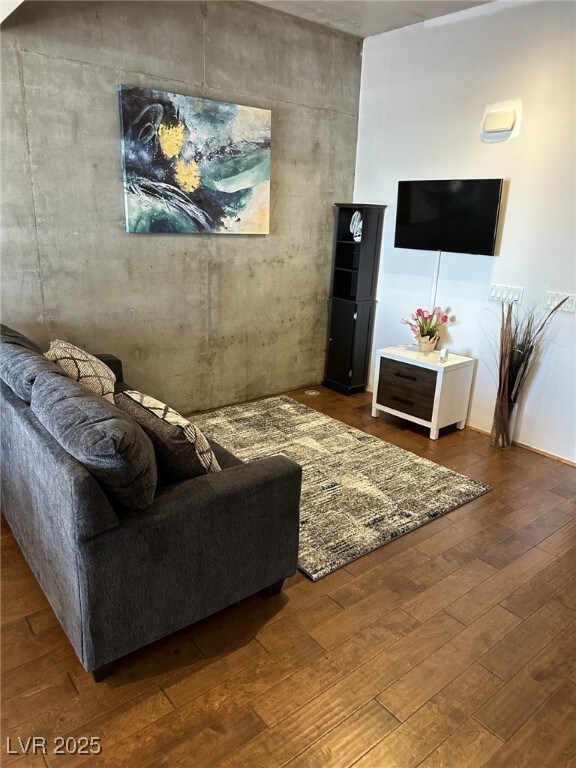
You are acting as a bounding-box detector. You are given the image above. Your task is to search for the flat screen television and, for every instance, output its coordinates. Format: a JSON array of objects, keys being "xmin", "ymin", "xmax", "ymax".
[{"xmin": 394, "ymin": 179, "xmax": 503, "ymax": 256}]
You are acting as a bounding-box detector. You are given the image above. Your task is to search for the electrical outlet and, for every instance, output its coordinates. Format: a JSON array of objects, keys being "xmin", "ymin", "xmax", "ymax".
[
  {"xmin": 490, "ymin": 284, "xmax": 524, "ymax": 303},
  {"xmin": 544, "ymin": 291, "xmax": 576, "ymax": 312}
]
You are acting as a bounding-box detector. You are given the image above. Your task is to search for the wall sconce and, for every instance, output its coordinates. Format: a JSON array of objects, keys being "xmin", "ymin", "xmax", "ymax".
[{"xmin": 481, "ymin": 100, "xmax": 522, "ymax": 143}]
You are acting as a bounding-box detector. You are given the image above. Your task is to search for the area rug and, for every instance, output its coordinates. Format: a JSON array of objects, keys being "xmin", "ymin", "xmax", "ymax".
[{"xmin": 192, "ymin": 396, "xmax": 491, "ymax": 581}]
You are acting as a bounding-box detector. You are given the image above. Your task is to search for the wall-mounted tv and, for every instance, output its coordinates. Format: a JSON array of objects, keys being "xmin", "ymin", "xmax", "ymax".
[{"xmin": 394, "ymin": 179, "xmax": 503, "ymax": 256}]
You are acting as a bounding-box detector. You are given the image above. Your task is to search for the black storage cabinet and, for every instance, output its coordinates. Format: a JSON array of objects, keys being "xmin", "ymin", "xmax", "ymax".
[{"xmin": 323, "ymin": 203, "xmax": 386, "ymax": 395}]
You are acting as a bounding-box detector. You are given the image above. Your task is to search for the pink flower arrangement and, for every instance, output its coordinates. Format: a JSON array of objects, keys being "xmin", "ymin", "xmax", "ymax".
[{"xmin": 401, "ymin": 307, "xmax": 449, "ymax": 341}]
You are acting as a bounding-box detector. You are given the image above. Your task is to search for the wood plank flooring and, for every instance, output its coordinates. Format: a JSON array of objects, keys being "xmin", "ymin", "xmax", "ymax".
[{"xmin": 2, "ymin": 387, "xmax": 575, "ymax": 767}]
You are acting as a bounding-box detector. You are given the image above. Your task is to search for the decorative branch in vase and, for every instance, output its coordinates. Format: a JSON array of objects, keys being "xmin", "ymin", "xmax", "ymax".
[
  {"xmin": 401, "ymin": 307, "xmax": 450, "ymax": 354},
  {"xmin": 491, "ymin": 297, "xmax": 568, "ymax": 449}
]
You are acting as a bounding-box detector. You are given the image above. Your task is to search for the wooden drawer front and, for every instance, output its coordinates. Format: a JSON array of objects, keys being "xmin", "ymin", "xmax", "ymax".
[{"xmin": 377, "ymin": 358, "xmax": 437, "ymax": 421}]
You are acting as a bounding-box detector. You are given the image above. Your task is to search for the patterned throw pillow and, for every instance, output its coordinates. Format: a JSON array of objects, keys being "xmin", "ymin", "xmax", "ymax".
[
  {"xmin": 45, "ymin": 340, "xmax": 116, "ymax": 403},
  {"xmin": 115, "ymin": 390, "xmax": 221, "ymax": 483}
]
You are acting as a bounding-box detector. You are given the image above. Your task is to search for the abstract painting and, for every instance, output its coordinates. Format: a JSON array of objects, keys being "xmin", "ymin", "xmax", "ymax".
[{"xmin": 118, "ymin": 85, "xmax": 271, "ymax": 234}]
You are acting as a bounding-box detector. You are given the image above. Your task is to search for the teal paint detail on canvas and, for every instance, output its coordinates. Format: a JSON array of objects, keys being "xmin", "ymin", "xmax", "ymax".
[
  {"xmin": 202, "ymin": 150, "xmax": 271, "ymax": 193},
  {"xmin": 118, "ymin": 85, "xmax": 271, "ymax": 234}
]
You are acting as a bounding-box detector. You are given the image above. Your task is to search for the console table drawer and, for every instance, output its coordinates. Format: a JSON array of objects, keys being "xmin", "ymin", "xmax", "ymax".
[{"xmin": 377, "ymin": 358, "xmax": 436, "ymax": 421}]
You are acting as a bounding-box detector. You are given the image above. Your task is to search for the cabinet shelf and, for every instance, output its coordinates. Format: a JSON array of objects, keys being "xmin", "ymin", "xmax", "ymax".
[
  {"xmin": 335, "ymin": 249, "xmax": 360, "ymax": 271},
  {"xmin": 332, "ymin": 270, "xmax": 358, "ymax": 301}
]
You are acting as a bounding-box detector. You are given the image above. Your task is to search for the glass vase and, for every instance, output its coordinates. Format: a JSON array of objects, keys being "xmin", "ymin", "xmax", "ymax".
[{"xmin": 490, "ymin": 400, "xmax": 517, "ymax": 449}]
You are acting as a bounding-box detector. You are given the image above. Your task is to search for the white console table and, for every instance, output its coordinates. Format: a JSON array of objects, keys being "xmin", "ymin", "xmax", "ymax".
[{"xmin": 371, "ymin": 346, "xmax": 475, "ymax": 439}]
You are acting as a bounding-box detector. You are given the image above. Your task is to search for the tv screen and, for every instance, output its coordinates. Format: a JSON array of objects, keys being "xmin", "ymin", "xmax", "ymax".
[{"xmin": 394, "ymin": 179, "xmax": 503, "ymax": 256}]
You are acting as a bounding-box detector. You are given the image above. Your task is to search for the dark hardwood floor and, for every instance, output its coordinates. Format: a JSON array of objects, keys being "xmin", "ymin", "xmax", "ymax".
[{"xmin": 2, "ymin": 387, "xmax": 575, "ymax": 767}]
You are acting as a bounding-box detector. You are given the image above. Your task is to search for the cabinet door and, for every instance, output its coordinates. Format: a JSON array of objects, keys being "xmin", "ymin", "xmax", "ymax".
[
  {"xmin": 350, "ymin": 302, "xmax": 375, "ymax": 387},
  {"xmin": 325, "ymin": 300, "xmax": 356, "ymax": 385}
]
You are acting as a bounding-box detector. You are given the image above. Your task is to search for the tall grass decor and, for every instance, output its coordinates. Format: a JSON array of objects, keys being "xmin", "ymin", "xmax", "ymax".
[{"xmin": 491, "ymin": 298, "xmax": 567, "ymax": 449}]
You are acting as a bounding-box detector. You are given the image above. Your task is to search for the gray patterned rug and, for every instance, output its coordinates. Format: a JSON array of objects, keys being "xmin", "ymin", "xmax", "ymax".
[{"xmin": 192, "ymin": 396, "xmax": 491, "ymax": 581}]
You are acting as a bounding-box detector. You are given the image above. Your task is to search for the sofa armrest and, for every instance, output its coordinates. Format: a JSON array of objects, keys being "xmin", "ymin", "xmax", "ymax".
[
  {"xmin": 77, "ymin": 455, "xmax": 302, "ymax": 670},
  {"xmin": 103, "ymin": 455, "xmax": 301, "ymax": 553},
  {"xmin": 148, "ymin": 454, "xmax": 300, "ymax": 519},
  {"xmin": 95, "ymin": 353, "xmax": 123, "ymax": 383}
]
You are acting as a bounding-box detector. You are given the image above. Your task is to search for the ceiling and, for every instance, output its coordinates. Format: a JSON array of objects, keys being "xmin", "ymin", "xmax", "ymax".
[
  {"xmin": 253, "ymin": 0, "xmax": 492, "ymax": 38},
  {"xmin": 1, "ymin": 1, "xmax": 493, "ymax": 35}
]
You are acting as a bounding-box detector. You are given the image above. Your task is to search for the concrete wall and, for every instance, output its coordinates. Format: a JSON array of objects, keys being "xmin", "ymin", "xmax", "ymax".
[
  {"xmin": 0, "ymin": 1, "xmax": 361, "ymax": 412},
  {"xmin": 355, "ymin": 0, "xmax": 576, "ymax": 462}
]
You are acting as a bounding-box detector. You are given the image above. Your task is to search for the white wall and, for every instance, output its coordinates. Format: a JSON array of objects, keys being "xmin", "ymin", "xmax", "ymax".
[
  {"xmin": 0, "ymin": 1, "xmax": 22, "ymax": 23},
  {"xmin": 355, "ymin": 0, "xmax": 576, "ymax": 462}
]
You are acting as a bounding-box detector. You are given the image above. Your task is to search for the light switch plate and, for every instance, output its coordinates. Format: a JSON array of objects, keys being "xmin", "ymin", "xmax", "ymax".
[
  {"xmin": 545, "ymin": 292, "xmax": 576, "ymax": 312},
  {"xmin": 490, "ymin": 284, "xmax": 524, "ymax": 303}
]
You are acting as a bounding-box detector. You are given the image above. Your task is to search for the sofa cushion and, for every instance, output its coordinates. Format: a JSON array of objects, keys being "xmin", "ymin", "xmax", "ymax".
[
  {"xmin": 1, "ymin": 324, "xmax": 44, "ymax": 353},
  {"xmin": 31, "ymin": 373, "xmax": 157, "ymax": 509},
  {"xmin": 115, "ymin": 390, "xmax": 221, "ymax": 483},
  {"xmin": 45, "ymin": 339, "xmax": 116, "ymax": 403},
  {"xmin": 0, "ymin": 342, "xmax": 65, "ymax": 403}
]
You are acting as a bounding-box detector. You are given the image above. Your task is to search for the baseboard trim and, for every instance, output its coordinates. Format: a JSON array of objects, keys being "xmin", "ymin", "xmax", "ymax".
[{"xmin": 466, "ymin": 425, "xmax": 575, "ymax": 467}]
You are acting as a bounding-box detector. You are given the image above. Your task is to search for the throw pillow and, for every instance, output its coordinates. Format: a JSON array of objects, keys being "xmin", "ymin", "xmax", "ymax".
[
  {"xmin": 45, "ymin": 339, "xmax": 116, "ymax": 403},
  {"xmin": 31, "ymin": 372, "xmax": 157, "ymax": 509},
  {"xmin": 115, "ymin": 390, "xmax": 221, "ymax": 482}
]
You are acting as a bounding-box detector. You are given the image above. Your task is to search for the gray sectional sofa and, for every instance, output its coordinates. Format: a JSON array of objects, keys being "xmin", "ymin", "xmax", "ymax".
[{"xmin": 0, "ymin": 326, "xmax": 301, "ymax": 679}]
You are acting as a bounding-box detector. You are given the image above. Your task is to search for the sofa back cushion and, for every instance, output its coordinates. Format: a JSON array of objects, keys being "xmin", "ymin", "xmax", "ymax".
[
  {"xmin": 2, "ymin": 380, "xmax": 120, "ymax": 542},
  {"xmin": 31, "ymin": 373, "xmax": 157, "ymax": 509},
  {"xmin": 0, "ymin": 342, "xmax": 65, "ymax": 403},
  {"xmin": 1, "ymin": 324, "xmax": 44, "ymax": 353}
]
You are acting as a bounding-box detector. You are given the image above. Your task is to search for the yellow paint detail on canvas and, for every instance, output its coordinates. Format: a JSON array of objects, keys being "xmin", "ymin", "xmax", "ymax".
[
  {"xmin": 157, "ymin": 122, "xmax": 185, "ymax": 158},
  {"xmin": 175, "ymin": 159, "xmax": 201, "ymax": 193}
]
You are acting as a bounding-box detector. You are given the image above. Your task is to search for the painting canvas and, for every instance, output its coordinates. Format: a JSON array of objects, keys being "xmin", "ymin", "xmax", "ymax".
[{"xmin": 118, "ymin": 85, "xmax": 271, "ymax": 234}]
